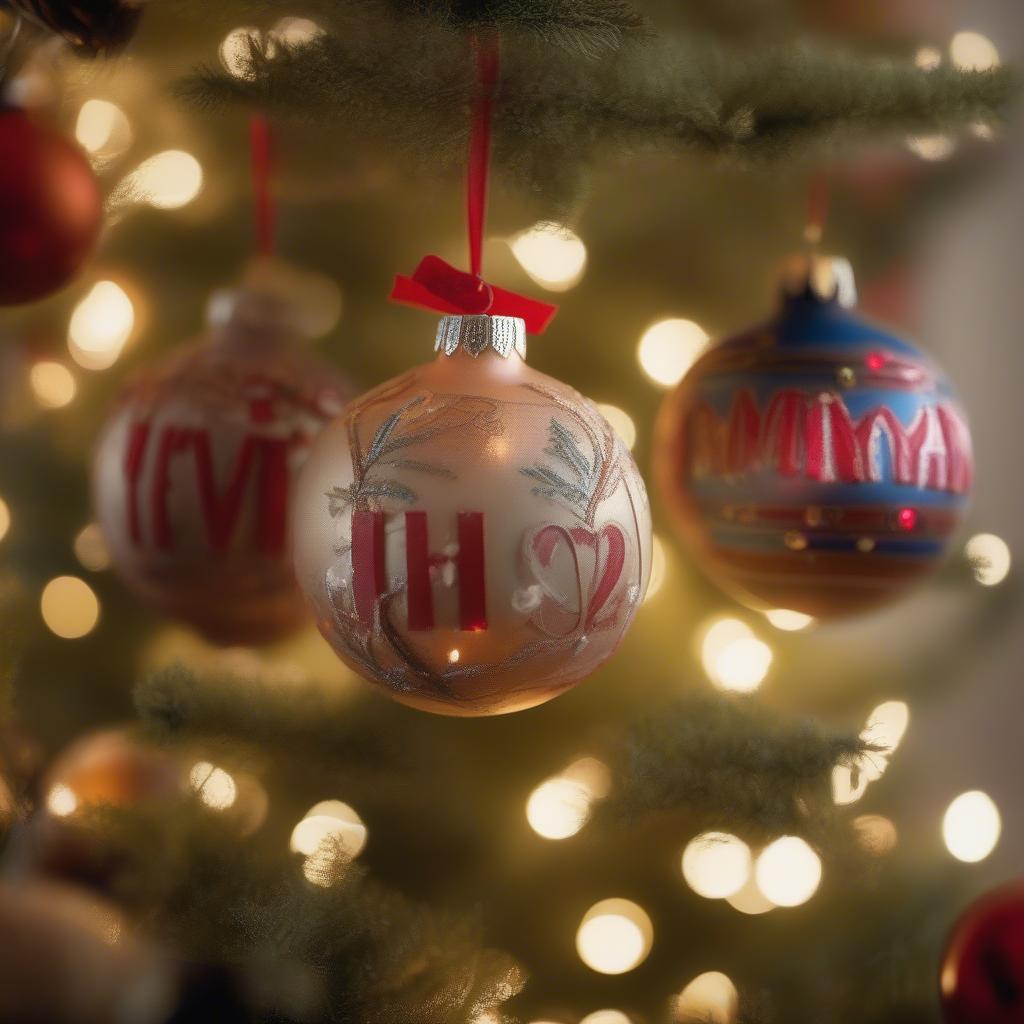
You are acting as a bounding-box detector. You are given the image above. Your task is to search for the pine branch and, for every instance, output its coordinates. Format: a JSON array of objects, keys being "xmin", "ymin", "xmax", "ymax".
[
  {"xmin": 603, "ymin": 692, "xmax": 872, "ymax": 845},
  {"xmin": 177, "ymin": 6, "xmax": 1016, "ymax": 209}
]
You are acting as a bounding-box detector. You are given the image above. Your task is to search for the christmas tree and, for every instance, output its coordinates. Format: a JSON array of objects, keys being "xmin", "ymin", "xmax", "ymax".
[{"xmin": 0, "ymin": 1, "xmax": 1020, "ymax": 1022}]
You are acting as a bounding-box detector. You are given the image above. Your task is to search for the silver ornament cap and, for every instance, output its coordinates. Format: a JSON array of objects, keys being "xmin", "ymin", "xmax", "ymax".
[{"xmin": 435, "ymin": 314, "xmax": 527, "ymax": 360}]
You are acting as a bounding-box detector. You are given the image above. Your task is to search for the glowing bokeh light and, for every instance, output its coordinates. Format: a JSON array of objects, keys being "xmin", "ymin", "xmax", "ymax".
[
  {"xmin": 853, "ymin": 814, "xmax": 898, "ymax": 856},
  {"xmin": 906, "ymin": 135, "xmax": 956, "ymax": 161},
  {"xmin": 596, "ymin": 403, "xmax": 637, "ymax": 450},
  {"xmin": 580, "ymin": 1012, "xmax": 632, "ymax": 1024},
  {"xmin": 763, "ymin": 608, "xmax": 814, "ymax": 632},
  {"xmin": 950, "ymin": 31, "xmax": 1000, "ymax": 71},
  {"xmin": 681, "ymin": 832, "xmax": 751, "ymax": 900},
  {"xmin": 915, "ymin": 47, "xmax": 942, "ymax": 70},
  {"xmin": 75, "ymin": 99, "xmax": 131, "ymax": 159},
  {"xmin": 562, "ymin": 756, "xmax": 612, "ymax": 799},
  {"xmin": 644, "ymin": 535, "xmax": 668, "ymax": 603},
  {"xmin": 711, "ymin": 637, "xmax": 773, "ymax": 693},
  {"xmin": 509, "ymin": 224, "xmax": 587, "ymax": 291},
  {"xmin": 272, "ymin": 16, "xmax": 325, "ymax": 46},
  {"xmin": 576, "ymin": 898, "xmax": 653, "ymax": 975},
  {"xmin": 30, "ymin": 360, "xmax": 77, "ymax": 409},
  {"xmin": 219, "ymin": 26, "xmax": 261, "ymax": 79},
  {"xmin": 675, "ymin": 972, "xmax": 739, "ymax": 1024},
  {"xmin": 0, "ymin": 497, "xmax": 10, "ymax": 543},
  {"xmin": 943, "ymin": 790, "xmax": 1001, "ymax": 863},
  {"xmin": 637, "ymin": 319, "xmax": 709, "ymax": 387},
  {"xmin": 68, "ymin": 281, "xmax": 135, "ymax": 371},
  {"xmin": 40, "ymin": 576, "xmax": 100, "ymax": 639},
  {"xmin": 754, "ymin": 837, "xmax": 821, "ymax": 907},
  {"xmin": 291, "ymin": 800, "xmax": 368, "ymax": 859},
  {"xmin": 726, "ymin": 875, "xmax": 776, "ymax": 916},
  {"xmin": 74, "ymin": 523, "xmax": 111, "ymax": 572},
  {"xmin": 127, "ymin": 150, "xmax": 203, "ymax": 210},
  {"xmin": 831, "ymin": 762, "xmax": 869, "ymax": 806},
  {"xmin": 189, "ymin": 761, "xmax": 238, "ymax": 810},
  {"xmin": 966, "ymin": 533, "xmax": 1011, "ymax": 586},
  {"xmin": 863, "ymin": 700, "xmax": 910, "ymax": 754},
  {"xmin": 526, "ymin": 777, "xmax": 592, "ymax": 840},
  {"xmin": 47, "ymin": 783, "xmax": 79, "ymax": 818}
]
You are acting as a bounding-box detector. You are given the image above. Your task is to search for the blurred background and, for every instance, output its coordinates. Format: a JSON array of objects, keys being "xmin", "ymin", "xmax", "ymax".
[{"xmin": 0, "ymin": 0, "xmax": 1021, "ymax": 1021}]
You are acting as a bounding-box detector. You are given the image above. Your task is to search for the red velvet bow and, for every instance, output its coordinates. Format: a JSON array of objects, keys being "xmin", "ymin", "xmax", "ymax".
[
  {"xmin": 389, "ymin": 33, "xmax": 559, "ymax": 335},
  {"xmin": 390, "ymin": 256, "xmax": 558, "ymax": 335}
]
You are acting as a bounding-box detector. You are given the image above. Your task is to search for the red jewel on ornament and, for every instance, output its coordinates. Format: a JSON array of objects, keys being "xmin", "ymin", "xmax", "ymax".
[
  {"xmin": 0, "ymin": 108, "xmax": 103, "ymax": 306},
  {"xmin": 897, "ymin": 507, "xmax": 918, "ymax": 531},
  {"xmin": 941, "ymin": 884, "xmax": 1024, "ymax": 1024},
  {"xmin": 865, "ymin": 351, "xmax": 887, "ymax": 372}
]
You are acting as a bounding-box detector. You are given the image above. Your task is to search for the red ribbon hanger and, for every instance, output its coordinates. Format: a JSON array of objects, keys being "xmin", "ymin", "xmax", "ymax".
[
  {"xmin": 250, "ymin": 112, "xmax": 276, "ymax": 256},
  {"xmin": 390, "ymin": 33, "xmax": 558, "ymax": 335}
]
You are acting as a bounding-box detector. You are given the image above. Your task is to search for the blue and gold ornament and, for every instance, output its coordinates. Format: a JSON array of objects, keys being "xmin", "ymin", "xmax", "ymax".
[{"xmin": 654, "ymin": 254, "xmax": 973, "ymax": 618}]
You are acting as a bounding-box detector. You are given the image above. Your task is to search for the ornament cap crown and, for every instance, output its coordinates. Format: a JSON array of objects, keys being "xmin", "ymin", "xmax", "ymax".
[
  {"xmin": 780, "ymin": 252, "xmax": 858, "ymax": 309},
  {"xmin": 435, "ymin": 314, "xmax": 527, "ymax": 360}
]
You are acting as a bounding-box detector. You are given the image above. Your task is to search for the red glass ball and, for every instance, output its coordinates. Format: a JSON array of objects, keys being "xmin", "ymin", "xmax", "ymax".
[
  {"xmin": 941, "ymin": 884, "xmax": 1024, "ymax": 1024},
  {"xmin": 0, "ymin": 108, "xmax": 103, "ymax": 306}
]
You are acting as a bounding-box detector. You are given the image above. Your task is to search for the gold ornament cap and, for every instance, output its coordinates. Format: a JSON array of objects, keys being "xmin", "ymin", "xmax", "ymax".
[
  {"xmin": 435, "ymin": 314, "xmax": 527, "ymax": 360},
  {"xmin": 780, "ymin": 252, "xmax": 858, "ymax": 308}
]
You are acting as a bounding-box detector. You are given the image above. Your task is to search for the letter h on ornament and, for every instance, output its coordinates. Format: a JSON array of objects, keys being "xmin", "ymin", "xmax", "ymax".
[{"xmin": 351, "ymin": 510, "xmax": 488, "ymax": 632}]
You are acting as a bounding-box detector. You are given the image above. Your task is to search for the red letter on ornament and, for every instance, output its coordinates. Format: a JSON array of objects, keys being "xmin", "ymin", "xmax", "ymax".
[
  {"xmin": 457, "ymin": 511, "xmax": 487, "ymax": 631},
  {"xmin": 352, "ymin": 510, "xmax": 387, "ymax": 626},
  {"xmin": 404, "ymin": 511, "xmax": 434, "ymax": 631},
  {"xmin": 124, "ymin": 421, "xmax": 151, "ymax": 546}
]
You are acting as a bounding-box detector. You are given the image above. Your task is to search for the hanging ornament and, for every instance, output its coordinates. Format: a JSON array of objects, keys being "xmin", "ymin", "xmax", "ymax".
[
  {"xmin": 93, "ymin": 115, "xmax": 355, "ymax": 644},
  {"xmin": 941, "ymin": 883, "xmax": 1024, "ymax": 1024},
  {"xmin": 294, "ymin": 36, "xmax": 649, "ymax": 716},
  {"xmin": 653, "ymin": 252, "xmax": 973, "ymax": 618},
  {"xmin": 1, "ymin": 0, "xmax": 142, "ymax": 55},
  {"xmin": 92, "ymin": 260, "xmax": 354, "ymax": 643},
  {"xmin": 294, "ymin": 313, "xmax": 651, "ymax": 715},
  {"xmin": 0, "ymin": 105, "xmax": 102, "ymax": 306}
]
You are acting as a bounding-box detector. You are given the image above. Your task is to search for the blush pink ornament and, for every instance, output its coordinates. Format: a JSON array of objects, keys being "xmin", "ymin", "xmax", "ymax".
[
  {"xmin": 293, "ymin": 314, "xmax": 652, "ymax": 716},
  {"xmin": 93, "ymin": 260, "xmax": 355, "ymax": 644}
]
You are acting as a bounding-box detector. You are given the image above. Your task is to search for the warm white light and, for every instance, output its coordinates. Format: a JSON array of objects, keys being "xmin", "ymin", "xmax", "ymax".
[
  {"xmin": 562, "ymin": 756, "xmax": 612, "ymax": 799},
  {"xmin": 0, "ymin": 497, "xmax": 10, "ymax": 543},
  {"xmin": 30, "ymin": 361, "xmax": 77, "ymax": 409},
  {"xmin": 863, "ymin": 701, "xmax": 910, "ymax": 754},
  {"xmin": 46, "ymin": 783, "xmax": 79, "ymax": 818},
  {"xmin": 188, "ymin": 762, "xmax": 237, "ymax": 810},
  {"xmin": 74, "ymin": 523, "xmax": 111, "ymax": 572},
  {"xmin": 943, "ymin": 790, "xmax": 1001, "ymax": 863},
  {"xmin": 906, "ymin": 135, "xmax": 956, "ymax": 161},
  {"xmin": 75, "ymin": 99, "xmax": 131, "ymax": 158},
  {"xmin": 637, "ymin": 319, "xmax": 709, "ymax": 387},
  {"xmin": 915, "ymin": 47, "xmax": 942, "ymax": 70},
  {"xmin": 220, "ymin": 26, "xmax": 261, "ymax": 79},
  {"xmin": 675, "ymin": 972, "xmax": 739, "ymax": 1024},
  {"xmin": 682, "ymin": 832, "xmax": 751, "ymax": 900},
  {"xmin": 700, "ymin": 617, "xmax": 752, "ymax": 667},
  {"xmin": 712, "ymin": 637, "xmax": 773, "ymax": 693},
  {"xmin": 526, "ymin": 777, "xmax": 592, "ymax": 840},
  {"xmin": 763, "ymin": 608, "xmax": 814, "ymax": 632},
  {"xmin": 40, "ymin": 576, "xmax": 100, "ymax": 639},
  {"xmin": 755, "ymin": 837, "xmax": 822, "ymax": 907},
  {"xmin": 128, "ymin": 151, "xmax": 203, "ymax": 210},
  {"xmin": 291, "ymin": 800, "xmax": 368, "ymax": 859},
  {"xmin": 966, "ymin": 533, "xmax": 1011, "ymax": 586},
  {"xmin": 853, "ymin": 814, "xmax": 898, "ymax": 855},
  {"xmin": 509, "ymin": 224, "xmax": 587, "ymax": 291},
  {"xmin": 726, "ymin": 875, "xmax": 776, "ymax": 916},
  {"xmin": 272, "ymin": 17, "xmax": 325, "ymax": 46},
  {"xmin": 580, "ymin": 1012, "xmax": 632, "ymax": 1024},
  {"xmin": 448, "ymin": 648, "xmax": 461, "ymax": 664},
  {"xmin": 576, "ymin": 898, "xmax": 653, "ymax": 975},
  {"xmin": 831, "ymin": 762, "xmax": 869, "ymax": 806},
  {"xmin": 68, "ymin": 281, "xmax": 135, "ymax": 371},
  {"xmin": 950, "ymin": 31, "xmax": 1000, "ymax": 71},
  {"xmin": 596, "ymin": 404, "xmax": 637, "ymax": 450},
  {"xmin": 644, "ymin": 535, "xmax": 668, "ymax": 603}
]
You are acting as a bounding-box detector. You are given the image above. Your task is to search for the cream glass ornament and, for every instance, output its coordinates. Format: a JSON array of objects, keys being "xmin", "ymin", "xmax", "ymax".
[
  {"xmin": 93, "ymin": 260, "xmax": 354, "ymax": 644},
  {"xmin": 294, "ymin": 314, "xmax": 652, "ymax": 716}
]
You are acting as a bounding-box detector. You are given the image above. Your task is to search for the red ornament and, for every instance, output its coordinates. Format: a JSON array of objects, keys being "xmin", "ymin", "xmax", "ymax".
[
  {"xmin": 0, "ymin": 107, "xmax": 103, "ymax": 306},
  {"xmin": 941, "ymin": 883, "xmax": 1024, "ymax": 1024}
]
